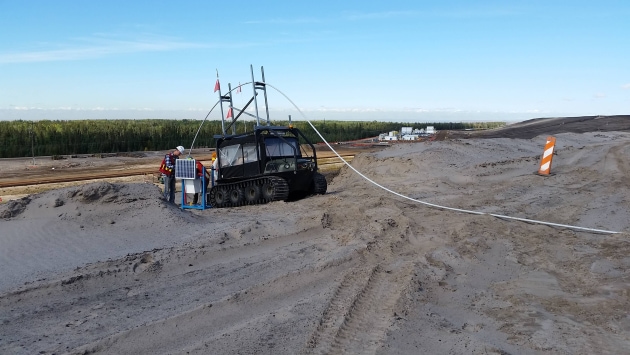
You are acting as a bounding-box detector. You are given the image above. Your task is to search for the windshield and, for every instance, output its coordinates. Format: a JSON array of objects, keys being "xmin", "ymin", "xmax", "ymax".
[{"xmin": 265, "ymin": 136, "xmax": 299, "ymax": 157}]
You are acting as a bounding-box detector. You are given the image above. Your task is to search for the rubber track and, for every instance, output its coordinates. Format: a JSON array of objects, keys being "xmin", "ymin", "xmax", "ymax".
[{"xmin": 208, "ymin": 176, "xmax": 289, "ymax": 208}]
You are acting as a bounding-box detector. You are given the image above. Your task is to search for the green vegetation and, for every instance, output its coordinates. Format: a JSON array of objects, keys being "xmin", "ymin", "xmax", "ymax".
[{"xmin": 0, "ymin": 119, "xmax": 505, "ymax": 158}]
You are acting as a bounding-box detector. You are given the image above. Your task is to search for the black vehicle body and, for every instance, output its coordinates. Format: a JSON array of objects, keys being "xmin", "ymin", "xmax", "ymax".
[{"xmin": 206, "ymin": 66, "xmax": 327, "ymax": 208}]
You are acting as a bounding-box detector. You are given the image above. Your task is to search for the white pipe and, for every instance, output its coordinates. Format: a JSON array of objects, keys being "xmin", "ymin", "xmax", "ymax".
[{"xmin": 265, "ymin": 83, "xmax": 621, "ymax": 235}]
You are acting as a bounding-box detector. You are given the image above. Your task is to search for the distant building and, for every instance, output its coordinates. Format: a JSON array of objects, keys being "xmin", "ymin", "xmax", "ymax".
[
  {"xmin": 380, "ymin": 131, "xmax": 399, "ymax": 141},
  {"xmin": 377, "ymin": 127, "xmax": 431, "ymax": 141}
]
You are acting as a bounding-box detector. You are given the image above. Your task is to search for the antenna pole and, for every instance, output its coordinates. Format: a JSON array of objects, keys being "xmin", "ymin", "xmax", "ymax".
[
  {"xmin": 260, "ymin": 66, "xmax": 270, "ymax": 125},
  {"xmin": 228, "ymin": 83, "xmax": 236, "ymax": 135},
  {"xmin": 251, "ymin": 64, "xmax": 260, "ymax": 126}
]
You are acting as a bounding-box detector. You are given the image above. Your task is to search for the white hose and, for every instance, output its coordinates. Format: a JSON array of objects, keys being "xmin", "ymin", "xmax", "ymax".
[{"xmin": 265, "ymin": 83, "xmax": 621, "ymax": 235}]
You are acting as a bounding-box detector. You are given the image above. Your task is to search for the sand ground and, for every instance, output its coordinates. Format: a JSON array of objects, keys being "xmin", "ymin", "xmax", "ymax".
[{"xmin": 1, "ymin": 117, "xmax": 630, "ymax": 354}]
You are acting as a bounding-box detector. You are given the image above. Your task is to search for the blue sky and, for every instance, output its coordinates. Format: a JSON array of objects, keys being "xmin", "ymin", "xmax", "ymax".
[{"xmin": 1, "ymin": 0, "xmax": 628, "ymax": 122}]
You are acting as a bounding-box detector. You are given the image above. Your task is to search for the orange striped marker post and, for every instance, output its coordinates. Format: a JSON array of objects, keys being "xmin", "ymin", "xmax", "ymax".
[{"xmin": 537, "ymin": 136, "xmax": 556, "ymax": 176}]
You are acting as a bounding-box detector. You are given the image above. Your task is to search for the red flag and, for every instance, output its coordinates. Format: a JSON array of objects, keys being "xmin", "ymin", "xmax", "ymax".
[
  {"xmin": 214, "ymin": 79, "xmax": 220, "ymax": 93},
  {"xmin": 226, "ymin": 107, "xmax": 233, "ymax": 119}
]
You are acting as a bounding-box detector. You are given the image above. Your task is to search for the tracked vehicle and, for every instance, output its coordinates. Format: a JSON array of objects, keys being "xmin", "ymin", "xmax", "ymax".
[{"xmin": 207, "ymin": 66, "xmax": 327, "ymax": 208}]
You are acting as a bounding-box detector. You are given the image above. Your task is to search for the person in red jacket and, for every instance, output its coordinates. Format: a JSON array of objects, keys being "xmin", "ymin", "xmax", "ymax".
[
  {"xmin": 192, "ymin": 160, "xmax": 211, "ymax": 205},
  {"xmin": 160, "ymin": 145, "xmax": 184, "ymax": 203}
]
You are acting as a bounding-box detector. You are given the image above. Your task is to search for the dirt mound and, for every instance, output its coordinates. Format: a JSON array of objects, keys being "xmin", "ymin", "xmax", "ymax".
[
  {"xmin": 1, "ymin": 181, "xmax": 166, "ymax": 220},
  {"xmin": 450, "ymin": 115, "xmax": 630, "ymax": 139},
  {"xmin": 0, "ymin": 197, "xmax": 31, "ymax": 218},
  {"xmin": 64, "ymin": 181, "xmax": 163, "ymax": 204}
]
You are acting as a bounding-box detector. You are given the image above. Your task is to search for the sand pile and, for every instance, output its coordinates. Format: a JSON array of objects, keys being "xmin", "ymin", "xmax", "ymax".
[
  {"xmin": 1, "ymin": 130, "xmax": 630, "ymax": 354},
  {"xmin": 0, "ymin": 181, "xmax": 204, "ymax": 293}
]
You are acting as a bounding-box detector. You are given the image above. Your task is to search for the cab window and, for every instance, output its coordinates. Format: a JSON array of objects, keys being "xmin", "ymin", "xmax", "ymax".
[{"xmin": 265, "ymin": 137, "xmax": 299, "ymax": 157}]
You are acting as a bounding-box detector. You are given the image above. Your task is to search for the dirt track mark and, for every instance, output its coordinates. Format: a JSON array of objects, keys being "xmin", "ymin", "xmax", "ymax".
[
  {"xmin": 302, "ymin": 201, "xmax": 418, "ymax": 354},
  {"xmin": 302, "ymin": 260, "xmax": 415, "ymax": 355},
  {"xmin": 603, "ymin": 142, "xmax": 630, "ymax": 185},
  {"xmin": 0, "ymin": 223, "xmax": 350, "ymax": 354},
  {"xmin": 326, "ymin": 263, "xmax": 414, "ymax": 354},
  {"xmin": 70, "ymin": 255, "xmax": 359, "ymax": 354},
  {"xmin": 303, "ymin": 266, "xmax": 377, "ymax": 354}
]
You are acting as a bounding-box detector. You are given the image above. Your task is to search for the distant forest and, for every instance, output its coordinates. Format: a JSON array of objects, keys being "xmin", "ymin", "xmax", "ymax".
[{"xmin": 0, "ymin": 119, "xmax": 505, "ymax": 158}]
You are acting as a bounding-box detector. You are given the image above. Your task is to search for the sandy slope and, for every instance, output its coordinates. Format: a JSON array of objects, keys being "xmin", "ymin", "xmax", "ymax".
[{"xmin": 1, "ymin": 130, "xmax": 630, "ymax": 354}]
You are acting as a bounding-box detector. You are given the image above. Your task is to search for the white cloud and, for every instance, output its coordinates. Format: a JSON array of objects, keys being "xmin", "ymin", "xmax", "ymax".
[
  {"xmin": 342, "ymin": 7, "xmax": 519, "ymax": 21},
  {"xmin": 0, "ymin": 34, "xmax": 209, "ymax": 64},
  {"xmin": 594, "ymin": 93, "xmax": 606, "ymax": 98},
  {"xmin": 622, "ymin": 83, "xmax": 630, "ymax": 90}
]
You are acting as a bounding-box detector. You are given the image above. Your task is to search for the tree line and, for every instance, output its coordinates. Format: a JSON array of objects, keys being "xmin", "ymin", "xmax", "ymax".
[{"xmin": 0, "ymin": 119, "xmax": 505, "ymax": 158}]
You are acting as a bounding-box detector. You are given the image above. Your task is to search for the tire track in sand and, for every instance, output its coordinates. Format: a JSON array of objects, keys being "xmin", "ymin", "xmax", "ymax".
[
  {"xmin": 69, "ymin": 254, "xmax": 360, "ymax": 355},
  {"xmin": 303, "ymin": 265, "xmax": 378, "ymax": 354},
  {"xmin": 304, "ymin": 261, "xmax": 414, "ymax": 355}
]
